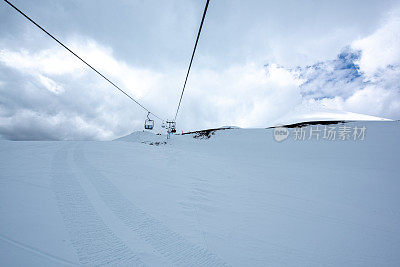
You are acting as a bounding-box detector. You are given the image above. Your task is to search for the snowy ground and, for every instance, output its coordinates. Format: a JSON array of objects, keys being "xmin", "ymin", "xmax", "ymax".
[{"xmin": 0, "ymin": 121, "xmax": 400, "ymax": 266}]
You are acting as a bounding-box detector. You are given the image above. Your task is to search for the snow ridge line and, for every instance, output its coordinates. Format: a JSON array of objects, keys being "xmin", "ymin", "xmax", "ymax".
[
  {"xmin": 51, "ymin": 146, "xmax": 144, "ymax": 266},
  {"xmin": 73, "ymin": 145, "xmax": 228, "ymax": 267}
]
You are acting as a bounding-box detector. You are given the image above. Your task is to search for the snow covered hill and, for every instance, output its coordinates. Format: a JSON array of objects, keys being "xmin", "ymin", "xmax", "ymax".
[
  {"xmin": 1, "ymin": 121, "xmax": 400, "ymax": 266},
  {"xmin": 270, "ymin": 107, "xmax": 391, "ymax": 127}
]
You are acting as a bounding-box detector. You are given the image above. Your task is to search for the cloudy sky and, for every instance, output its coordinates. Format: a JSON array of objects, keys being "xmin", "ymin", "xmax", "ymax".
[{"xmin": 0, "ymin": 0, "xmax": 399, "ymax": 140}]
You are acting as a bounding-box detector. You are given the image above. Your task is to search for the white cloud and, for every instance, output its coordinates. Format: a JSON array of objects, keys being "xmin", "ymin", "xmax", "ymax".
[
  {"xmin": 0, "ymin": 38, "xmax": 306, "ymax": 138},
  {"xmin": 352, "ymin": 9, "xmax": 400, "ymax": 77},
  {"xmin": 180, "ymin": 63, "xmax": 303, "ymax": 129},
  {"xmin": 0, "ymin": 39, "xmax": 151, "ymax": 140},
  {"xmin": 0, "ymin": 48, "xmax": 82, "ymax": 75},
  {"xmin": 290, "ymin": 8, "xmax": 400, "ymax": 121},
  {"xmin": 37, "ymin": 74, "xmax": 64, "ymax": 94}
]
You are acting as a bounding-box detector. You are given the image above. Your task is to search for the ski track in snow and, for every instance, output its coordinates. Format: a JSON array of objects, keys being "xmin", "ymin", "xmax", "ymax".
[
  {"xmin": 73, "ymin": 144, "xmax": 228, "ymax": 267},
  {"xmin": 51, "ymin": 146, "xmax": 144, "ymax": 266},
  {"xmin": 0, "ymin": 233, "xmax": 76, "ymax": 266}
]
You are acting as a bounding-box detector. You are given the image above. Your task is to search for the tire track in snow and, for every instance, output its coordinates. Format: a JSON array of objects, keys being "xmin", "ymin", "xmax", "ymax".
[
  {"xmin": 73, "ymin": 145, "xmax": 228, "ymax": 267},
  {"xmin": 51, "ymin": 146, "xmax": 144, "ymax": 266}
]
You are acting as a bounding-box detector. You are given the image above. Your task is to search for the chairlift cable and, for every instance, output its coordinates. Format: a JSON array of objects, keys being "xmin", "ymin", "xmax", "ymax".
[
  {"xmin": 174, "ymin": 0, "xmax": 210, "ymax": 122},
  {"xmin": 2, "ymin": 0, "xmax": 163, "ymax": 121}
]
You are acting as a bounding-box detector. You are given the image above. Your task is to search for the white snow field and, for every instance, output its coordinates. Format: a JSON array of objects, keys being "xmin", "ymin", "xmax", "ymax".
[{"xmin": 0, "ymin": 121, "xmax": 400, "ymax": 266}]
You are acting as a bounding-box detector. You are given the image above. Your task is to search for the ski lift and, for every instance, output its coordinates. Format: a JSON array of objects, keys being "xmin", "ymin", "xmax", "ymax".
[
  {"xmin": 144, "ymin": 112, "xmax": 154, "ymax": 130},
  {"xmin": 165, "ymin": 120, "xmax": 176, "ymax": 138},
  {"xmin": 171, "ymin": 122, "xmax": 176, "ymax": 133}
]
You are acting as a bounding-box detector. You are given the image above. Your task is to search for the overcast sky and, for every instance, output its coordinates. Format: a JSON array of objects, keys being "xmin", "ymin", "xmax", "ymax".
[{"xmin": 1, "ymin": 0, "xmax": 399, "ymax": 140}]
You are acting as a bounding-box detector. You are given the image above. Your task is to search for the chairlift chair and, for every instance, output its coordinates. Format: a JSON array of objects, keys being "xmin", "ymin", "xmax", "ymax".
[
  {"xmin": 144, "ymin": 112, "xmax": 154, "ymax": 130},
  {"xmin": 171, "ymin": 122, "xmax": 176, "ymax": 133},
  {"xmin": 165, "ymin": 120, "xmax": 176, "ymax": 133}
]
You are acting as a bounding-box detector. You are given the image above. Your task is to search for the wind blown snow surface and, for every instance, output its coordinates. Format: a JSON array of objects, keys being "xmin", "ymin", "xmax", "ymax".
[{"xmin": 0, "ymin": 121, "xmax": 400, "ymax": 266}]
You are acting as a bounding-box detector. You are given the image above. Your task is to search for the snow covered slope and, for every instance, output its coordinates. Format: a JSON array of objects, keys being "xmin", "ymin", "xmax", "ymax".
[
  {"xmin": 115, "ymin": 130, "xmax": 166, "ymax": 143},
  {"xmin": 1, "ymin": 121, "xmax": 400, "ymax": 266}
]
